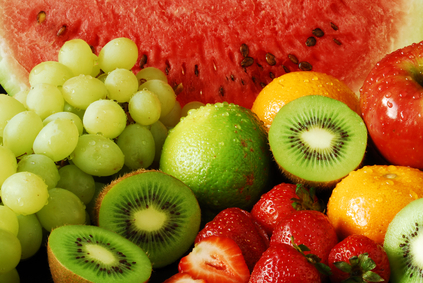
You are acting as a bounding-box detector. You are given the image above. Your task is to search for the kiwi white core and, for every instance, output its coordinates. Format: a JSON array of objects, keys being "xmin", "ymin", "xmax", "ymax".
[
  {"xmin": 301, "ymin": 127, "xmax": 335, "ymax": 149},
  {"xmin": 85, "ymin": 244, "xmax": 116, "ymax": 265},
  {"xmin": 134, "ymin": 207, "xmax": 166, "ymax": 231},
  {"xmin": 410, "ymin": 232, "xmax": 423, "ymax": 267}
]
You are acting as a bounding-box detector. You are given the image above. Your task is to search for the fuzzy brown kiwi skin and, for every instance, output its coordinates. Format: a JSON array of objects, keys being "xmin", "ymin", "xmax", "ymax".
[
  {"xmin": 92, "ymin": 168, "xmax": 153, "ymax": 226},
  {"xmin": 47, "ymin": 239, "xmax": 91, "ymax": 283}
]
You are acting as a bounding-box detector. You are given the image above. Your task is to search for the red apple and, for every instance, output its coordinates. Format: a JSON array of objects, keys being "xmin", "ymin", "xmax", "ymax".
[{"xmin": 360, "ymin": 41, "xmax": 423, "ymax": 169}]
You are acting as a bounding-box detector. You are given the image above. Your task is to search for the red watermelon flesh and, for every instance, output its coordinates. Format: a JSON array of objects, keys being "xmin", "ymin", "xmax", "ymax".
[{"xmin": 0, "ymin": 0, "xmax": 422, "ymax": 109}]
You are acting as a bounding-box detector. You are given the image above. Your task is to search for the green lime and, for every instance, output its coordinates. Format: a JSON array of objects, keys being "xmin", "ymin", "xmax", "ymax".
[{"xmin": 159, "ymin": 102, "xmax": 272, "ymax": 213}]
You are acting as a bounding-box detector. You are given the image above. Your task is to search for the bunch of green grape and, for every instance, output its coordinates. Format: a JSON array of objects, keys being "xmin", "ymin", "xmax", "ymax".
[{"xmin": 0, "ymin": 37, "xmax": 205, "ymax": 279}]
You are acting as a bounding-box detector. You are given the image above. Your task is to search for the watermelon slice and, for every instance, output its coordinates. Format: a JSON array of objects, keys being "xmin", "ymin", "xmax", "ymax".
[{"xmin": 0, "ymin": 0, "xmax": 422, "ymax": 109}]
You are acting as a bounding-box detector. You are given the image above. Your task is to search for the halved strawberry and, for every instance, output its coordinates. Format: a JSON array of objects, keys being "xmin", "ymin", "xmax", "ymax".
[
  {"xmin": 178, "ymin": 236, "xmax": 250, "ymax": 283},
  {"xmin": 163, "ymin": 272, "xmax": 208, "ymax": 283}
]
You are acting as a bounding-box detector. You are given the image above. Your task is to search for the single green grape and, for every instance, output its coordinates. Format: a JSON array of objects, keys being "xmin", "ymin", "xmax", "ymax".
[
  {"xmin": 0, "ymin": 230, "xmax": 21, "ymax": 274},
  {"xmin": 26, "ymin": 83, "xmax": 65, "ymax": 120},
  {"xmin": 43, "ymin": 111, "xmax": 84, "ymax": 136},
  {"xmin": 149, "ymin": 120, "xmax": 168, "ymax": 168},
  {"xmin": 70, "ymin": 134, "xmax": 125, "ymax": 176},
  {"xmin": 16, "ymin": 213, "xmax": 43, "ymax": 260},
  {"xmin": 17, "ymin": 154, "xmax": 61, "ymax": 190},
  {"xmin": 36, "ymin": 188, "xmax": 86, "ymax": 232},
  {"xmin": 0, "ymin": 205, "xmax": 19, "ymax": 236},
  {"xmin": 0, "ymin": 145, "xmax": 18, "ymax": 188},
  {"xmin": 1, "ymin": 172, "xmax": 49, "ymax": 215},
  {"xmin": 61, "ymin": 74, "xmax": 108, "ymax": 110},
  {"xmin": 117, "ymin": 123, "xmax": 155, "ymax": 170},
  {"xmin": 128, "ymin": 89, "xmax": 161, "ymax": 126},
  {"xmin": 0, "ymin": 94, "xmax": 26, "ymax": 137},
  {"xmin": 83, "ymin": 99, "xmax": 127, "ymax": 139},
  {"xmin": 33, "ymin": 118, "xmax": 79, "ymax": 162},
  {"xmin": 160, "ymin": 100, "xmax": 182, "ymax": 128},
  {"xmin": 98, "ymin": 37, "xmax": 138, "ymax": 73},
  {"xmin": 56, "ymin": 164, "xmax": 96, "ymax": 205},
  {"xmin": 3, "ymin": 110, "xmax": 44, "ymax": 157},
  {"xmin": 181, "ymin": 101, "xmax": 206, "ymax": 118},
  {"xmin": 105, "ymin": 68, "xmax": 139, "ymax": 102},
  {"xmin": 139, "ymin": 79, "xmax": 176, "ymax": 118},
  {"xmin": 28, "ymin": 61, "xmax": 74, "ymax": 87},
  {"xmin": 0, "ymin": 268, "xmax": 20, "ymax": 283},
  {"xmin": 58, "ymin": 38, "xmax": 94, "ymax": 76},
  {"xmin": 136, "ymin": 66, "xmax": 168, "ymax": 85}
]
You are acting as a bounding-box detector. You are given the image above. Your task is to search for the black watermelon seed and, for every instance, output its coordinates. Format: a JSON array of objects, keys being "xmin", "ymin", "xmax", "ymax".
[
  {"xmin": 312, "ymin": 28, "xmax": 324, "ymax": 37},
  {"xmin": 265, "ymin": 53, "xmax": 276, "ymax": 66},
  {"xmin": 240, "ymin": 43, "xmax": 249, "ymax": 58},
  {"xmin": 331, "ymin": 22, "xmax": 339, "ymax": 31},
  {"xmin": 240, "ymin": 57, "xmax": 254, "ymax": 68},
  {"xmin": 299, "ymin": 61, "xmax": 313, "ymax": 71},
  {"xmin": 305, "ymin": 37, "xmax": 316, "ymax": 47},
  {"xmin": 288, "ymin": 54, "xmax": 299, "ymax": 64}
]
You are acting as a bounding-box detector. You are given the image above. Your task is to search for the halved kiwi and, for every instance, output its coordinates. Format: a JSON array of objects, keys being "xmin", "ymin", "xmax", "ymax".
[
  {"xmin": 268, "ymin": 95, "xmax": 367, "ymax": 189},
  {"xmin": 384, "ymin": 197, "xmax": 423, "ymax": 282},
  {"xmin": 47, "ymin": 224, "xmax": 152, "ymax": 283},
  {"xmin": 93, "ymin": 169, "xmax": 201, "ymax": 269}
]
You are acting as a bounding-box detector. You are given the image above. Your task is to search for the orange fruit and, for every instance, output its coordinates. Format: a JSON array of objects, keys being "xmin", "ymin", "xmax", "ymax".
[
  {"xmin": 251, "ymin": 71, "xmax": 360, "ymax": 130},
  {"xmin": 326, "ymin": 165, "xmax": 423, "ymax": 245}
]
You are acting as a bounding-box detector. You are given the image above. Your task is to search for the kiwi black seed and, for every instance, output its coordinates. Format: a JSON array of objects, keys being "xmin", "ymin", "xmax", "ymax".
[
  {"xmin": 268, "ymin": 95, "xmax": 367, "ymax": 190},
  {"xmin": 384, "ymin": 198, "xmax": 423, "ymax": 282},
  {"xmin": 93, "ymin": 169, "xmax": 201, "ymax": 269},
  {"xmin": 47, "ymin": 224, "xmax": 152, "ymax": 283}
]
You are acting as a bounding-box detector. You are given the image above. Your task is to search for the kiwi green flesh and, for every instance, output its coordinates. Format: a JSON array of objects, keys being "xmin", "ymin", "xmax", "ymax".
[
  {"xmin": 268, "ymin": 95, "xmax": 367, "ymax": 189},
  {"xmin": 95, "ymin": 169, "xmax": 201, "ymax": 269},
  {"xmin": 384, "ymin": 198, "xmax": 423, "ymax": 282},
  {"xmin": 47, "ymin": 224, "xmax": 152, "ymax": 283}
]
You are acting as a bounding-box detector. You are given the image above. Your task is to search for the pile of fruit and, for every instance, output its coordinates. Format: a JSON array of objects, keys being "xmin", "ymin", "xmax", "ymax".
[{"xmin": 2, "ymin": 21, "xmax": 423, "ymax": 283}]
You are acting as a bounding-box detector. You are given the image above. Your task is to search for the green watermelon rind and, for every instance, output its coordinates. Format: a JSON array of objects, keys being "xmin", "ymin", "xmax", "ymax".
[{"xmin": 0, "ymin": 43, "xmax": 30, "ymax": 95}]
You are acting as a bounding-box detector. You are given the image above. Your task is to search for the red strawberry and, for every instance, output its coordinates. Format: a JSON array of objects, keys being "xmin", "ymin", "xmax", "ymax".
[
  {"xmin": 251, "ymin": 183, "xmax": 323, "ymax": 236},
  {"xmin": 163, "ymin": 273, "xmax": 208, "ymax": 282},
  {"xmin": 327, "ymin": 234, "xmax": 390, "ymax": 283},
  {"xmin": 178, "ymin": 236, "xmax": 250, "ymax": 283},
  {"xmin": 195, "ymin": 207, "xmax": 269, "ymax": 272},
  {"xmin": 249, "ymin": 242, "xmax": 331, "ymax": 283},
  {"xmin": 270, "ymin": 210, "xmax": 338, "ymax": 266}
]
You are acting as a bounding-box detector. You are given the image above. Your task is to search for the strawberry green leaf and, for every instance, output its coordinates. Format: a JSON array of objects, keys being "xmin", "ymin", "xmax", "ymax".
[
  {"xmin": 298, "ymin": 244, "xmax": 311, "ymax": 252},
  {"xmin": 333, "ymin": 252, "xmax": 384, "ymax": 283},
  {"xmin": 359, "ymin": 253, "xmax": 377, "ymax": 271},
  {"xmin": 334, "ymin": 261, "xmax": 352, "ymax": 273},
  {"xmin": 362, "ymin": 271, "xmax": 384, "ymax": 282},
  {"xmin": 315, "ymin": 262, "xmax": 332, "ymax": 276},
  {"xmin": 349, "ymin": 255, "xmax": 359, "ymax": 266}
]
